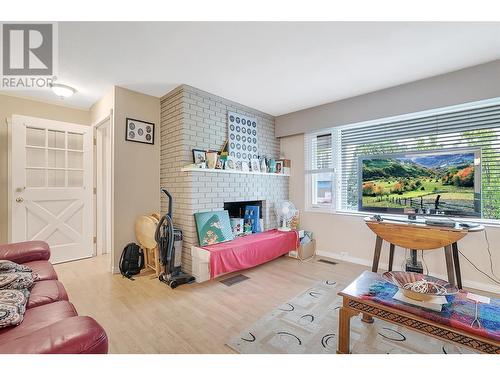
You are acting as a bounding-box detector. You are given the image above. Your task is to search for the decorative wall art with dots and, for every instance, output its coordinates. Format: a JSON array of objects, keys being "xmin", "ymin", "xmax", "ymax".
[
  {"xmin": 227, "ymin": 111, "xmax": 259, "ymax": 162},
  {"xmin": 125, "ymin": 118, "xmax": 155, "ymax": 145}
]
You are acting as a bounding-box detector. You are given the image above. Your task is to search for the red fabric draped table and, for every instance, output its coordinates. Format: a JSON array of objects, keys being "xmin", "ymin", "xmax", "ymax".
[{"xmin": 202, "ymin": 229, "xmax": 299, "ymax": 279}]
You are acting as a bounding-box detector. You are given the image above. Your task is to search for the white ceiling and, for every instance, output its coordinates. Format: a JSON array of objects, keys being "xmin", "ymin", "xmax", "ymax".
[{"xmin": 4, "ymin": 22, "xmax": 500, "ymax": 116}]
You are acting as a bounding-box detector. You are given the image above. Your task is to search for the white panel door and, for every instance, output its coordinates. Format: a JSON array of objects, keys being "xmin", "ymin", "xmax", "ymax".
[{"xmin": 11, "ymin": 115, "xmax": 93, "ymax": 263}]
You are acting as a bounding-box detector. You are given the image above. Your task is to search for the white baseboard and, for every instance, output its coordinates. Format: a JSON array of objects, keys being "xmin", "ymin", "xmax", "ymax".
[{"xmin": 316, "ymin": 250, "xmax": 500, "ymax": 294}]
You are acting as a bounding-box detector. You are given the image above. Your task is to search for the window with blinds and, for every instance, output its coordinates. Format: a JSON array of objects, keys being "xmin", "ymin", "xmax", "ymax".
[
  {"xmin": 339, "ymin": 103, "xmax": 500, "ymax": 219},
  {"xmin": 304, "ymin": 101, "xmax": 500, "ymax": 219},
  {"xmin": 305, "ymin": 132, "xmax": 335, "ymax": 210}
]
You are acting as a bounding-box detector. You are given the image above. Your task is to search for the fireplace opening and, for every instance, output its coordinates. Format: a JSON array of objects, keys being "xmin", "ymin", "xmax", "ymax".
[
  {"xmin": 224, "ymin": 200, "xmax": 264, "ymax": 234},
  {"xmin": 224, "ymin": 200, "xmax": 263, "ymax": 219}
]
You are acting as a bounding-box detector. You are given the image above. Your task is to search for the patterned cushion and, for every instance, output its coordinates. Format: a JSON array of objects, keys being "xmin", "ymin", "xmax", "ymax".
[
  {"xmin": 0, "ymin": 289, "xmax": 29, "ymax": 328},
  {"xmin": 0, "ymin": 289, "xmax": 29, "ymax": 314},
  {"xmin": 0, "ymin": 274, "xmax": 18, "ymax": 289},
  {"xmin": 0, "ymin": 303, "xmax": 24, "ymax": 328},
  {"xmin": 0, "ymin": 260, "xmax": 32, "ymax": 273},
  {"xmin": 0, "ymin": 272, "xmax": 38, "ymax": 290}
]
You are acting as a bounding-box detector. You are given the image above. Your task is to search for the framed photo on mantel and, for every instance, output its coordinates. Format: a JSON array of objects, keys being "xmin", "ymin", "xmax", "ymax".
[{"xmin": 126, "ymin": 118, "xmax": 155, "ymax": 144}]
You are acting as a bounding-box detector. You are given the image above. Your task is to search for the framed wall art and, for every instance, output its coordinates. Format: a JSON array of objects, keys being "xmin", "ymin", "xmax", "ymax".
[
  {"xmin": 227, "ymin": 111, "xmax": 258, "ymax": 163},
  {"xmin": 126, "ymin": 118, "xmax": 155, "ymax": 144}
]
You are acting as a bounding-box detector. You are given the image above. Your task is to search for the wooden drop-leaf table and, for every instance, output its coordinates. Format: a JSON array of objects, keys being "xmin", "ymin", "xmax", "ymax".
[{"xmin": 364, "ymin": 216, "xmax": 484, "ymax": 290}]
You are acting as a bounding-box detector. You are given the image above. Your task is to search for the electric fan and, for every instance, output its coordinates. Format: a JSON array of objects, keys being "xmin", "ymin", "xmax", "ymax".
[{"xmin": 275, "ymin": 200, "xmax": 297, "ymax": 232}]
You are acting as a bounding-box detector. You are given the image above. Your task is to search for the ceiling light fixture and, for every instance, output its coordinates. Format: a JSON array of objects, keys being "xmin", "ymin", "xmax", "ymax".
[{"xmin": 50, "ymin": 83, "xmax": 76, "ymax": 98}]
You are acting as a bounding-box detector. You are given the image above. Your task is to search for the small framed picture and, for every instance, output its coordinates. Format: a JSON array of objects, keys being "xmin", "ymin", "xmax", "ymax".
[
  {"xmin": 192, "ymin": 149, "xmax": 207, "ymax": 164},
  {"xmin": 225, "ymin": 157, "xmax": 236, "ymax": 170},
  {"xmin": 215, "ymin": 156, "xmax": 224, "ymax": 169},
  {"xmin": 250, "ymin": 158, "xmax": 260, "ymax": 172},
  {"xmin": 241, "ymin": 161, "xmax": 250, "ymax": 172},
  {"xmin": 126, "ymin": 118, "xmax": 155, "ymax": 144},
  {"xmin": 275, "ymin": 160, "xmax": 283, "ymax": 174}
]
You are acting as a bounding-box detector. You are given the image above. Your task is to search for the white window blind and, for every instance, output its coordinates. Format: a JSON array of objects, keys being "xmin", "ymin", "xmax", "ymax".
[
  {"xmin": 308, "ymin": 133, "xmax": 333, "ymax": 171},
  {"xmin": 305, "ymin": 132, "xmax": 335, "ymax": 210},
  {"xmin": 339, "ymin": 103, "xmax": 500, "ymax": 219}
]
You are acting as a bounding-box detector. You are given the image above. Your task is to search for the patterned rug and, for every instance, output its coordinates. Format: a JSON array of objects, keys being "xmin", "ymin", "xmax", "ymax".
[{"xmin": 227, "ymin": 280, "xmax": 473, "ymax": 354}]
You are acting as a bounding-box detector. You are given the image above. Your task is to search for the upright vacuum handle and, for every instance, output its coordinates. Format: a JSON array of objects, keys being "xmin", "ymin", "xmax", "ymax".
[{"xmin": 161, "ymin": 188, "xmax": 173, "ymax": 218}]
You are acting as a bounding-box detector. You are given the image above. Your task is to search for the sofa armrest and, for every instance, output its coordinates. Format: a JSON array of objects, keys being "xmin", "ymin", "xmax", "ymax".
[
  {"xmin": 0, "ymin": 316, "xmax": 108, "ymax": 354},
  {"xmin": 0, "ymin": 241, "xmax": 50, "ymax": 263}
]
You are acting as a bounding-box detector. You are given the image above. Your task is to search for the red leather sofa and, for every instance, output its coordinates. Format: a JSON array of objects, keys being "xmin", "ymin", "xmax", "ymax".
[{"xmin": 0, "ymin": 241, "xmax": 108, "ymax": 354}]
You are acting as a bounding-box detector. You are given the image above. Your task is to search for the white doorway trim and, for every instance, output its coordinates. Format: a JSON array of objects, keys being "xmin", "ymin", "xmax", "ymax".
[{"xmin": 92, "ymin": 111, "xmax": 114, "ymax": 272}]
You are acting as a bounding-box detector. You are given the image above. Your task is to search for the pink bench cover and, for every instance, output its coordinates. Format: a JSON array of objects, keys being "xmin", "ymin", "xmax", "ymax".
[{"xmin": 202, "ymin": 229, "xmax": 299, "ymax": 279}]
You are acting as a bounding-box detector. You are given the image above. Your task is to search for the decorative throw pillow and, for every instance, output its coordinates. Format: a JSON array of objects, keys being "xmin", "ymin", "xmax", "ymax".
[
  {"xmin": 0, "ymin": 289, "xmax": 29, "ymax": 315},
  {"xmin": 0, "ymin": 303, "xmax": 24, "ymax": 328},
  {"xmin": 0, "ymin": 260, "xmax": 32, "ymax": 273},
  {"xmin": 0, "ymin": 274, "xmax": 18, "ymax": 289},
  {"xmin": 0, "ymin": 272, "xmax": 38, "ymax": 290}
]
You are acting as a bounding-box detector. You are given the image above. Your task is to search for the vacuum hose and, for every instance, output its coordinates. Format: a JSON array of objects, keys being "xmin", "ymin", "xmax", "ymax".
[{"xmin": 155, "ymin": 213, "xmax": 175, "ymax": 275}]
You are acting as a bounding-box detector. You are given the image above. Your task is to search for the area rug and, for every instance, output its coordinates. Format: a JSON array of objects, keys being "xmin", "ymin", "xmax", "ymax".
[{"xmin": 227, "ymin": 280, "xmax": 473, "ymax": 354}]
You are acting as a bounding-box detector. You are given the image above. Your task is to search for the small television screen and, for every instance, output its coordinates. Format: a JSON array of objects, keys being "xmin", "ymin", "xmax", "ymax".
[{"xmin": 358, "ymin": 149, "xmax": 481, "ymax": 217}]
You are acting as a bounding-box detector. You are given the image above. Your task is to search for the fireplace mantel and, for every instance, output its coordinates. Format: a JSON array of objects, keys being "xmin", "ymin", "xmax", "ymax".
[{"xmin": 181, "ymin": 166, "xmax": 290, "ymax": 177}]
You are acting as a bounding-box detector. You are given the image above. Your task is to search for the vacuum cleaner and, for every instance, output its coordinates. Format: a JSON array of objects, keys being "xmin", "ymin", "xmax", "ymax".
[{"xmin": 155, "ymin": 188, "xmax": 195, "ymax": 288}]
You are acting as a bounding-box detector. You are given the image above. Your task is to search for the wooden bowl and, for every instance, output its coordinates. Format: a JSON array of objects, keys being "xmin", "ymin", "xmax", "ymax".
[{"xmin": 382, "ymin": 271, "xmax": 458, "ymax": 302}]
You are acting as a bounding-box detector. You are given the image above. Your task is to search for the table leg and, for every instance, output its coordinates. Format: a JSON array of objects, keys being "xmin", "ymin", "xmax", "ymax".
[
  {"xmin": 452, "ymin": 242, "xmax": 462, "ymax": 289},
  {"xmin": 444, "ymin": 245, "xmax": 456, "ymax": 286},
  {"xmin": 154, "ymin": 246, "xmax": 161, "ymax": 277},
  {"xmin": 361, "ymin": 313, "xmax": 374, "ymax": 324},
  {"xmin": 142, "ymin": 246, "xmax": 149, "ymax": 272},
  {"xmin": 371, "ymin": 235, "xmax": 383, "ymax": 272},
  {"xmin": 338, "ymin": 306, "xmax": 356, "ymax": 354},
  {"xmin": 388, "ymin": 243, "xmax": 395, "ymax": 272}
]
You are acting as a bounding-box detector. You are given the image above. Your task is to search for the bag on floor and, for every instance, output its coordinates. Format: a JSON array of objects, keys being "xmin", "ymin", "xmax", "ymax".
[{"xmin": 119, "ymin": 243, "xmax": 144, "ymax": 280}]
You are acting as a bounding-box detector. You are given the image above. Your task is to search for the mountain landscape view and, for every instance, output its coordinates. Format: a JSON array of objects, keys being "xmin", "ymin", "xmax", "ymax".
[{"xmin": 361, "ymin": 152, "xmax": 478, "ymax": 215}]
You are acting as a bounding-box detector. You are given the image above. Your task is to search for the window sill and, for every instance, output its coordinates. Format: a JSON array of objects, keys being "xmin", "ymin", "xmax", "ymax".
[
  {"xmin": 303, "ymin": 209, "xmax": 500, "ymax": 228},
  {"xmin": 304, "ymin": 206, "xmax": 335, "ymax": 214}
]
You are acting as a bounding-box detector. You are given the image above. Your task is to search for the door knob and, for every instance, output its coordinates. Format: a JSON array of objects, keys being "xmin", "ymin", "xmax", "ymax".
[{"xmin": 15, "ymin": 197, "xmax": 24, "ymax": 203}]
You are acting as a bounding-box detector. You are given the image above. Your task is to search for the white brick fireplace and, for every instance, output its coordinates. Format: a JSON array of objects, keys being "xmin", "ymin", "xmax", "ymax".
[{"xmin": 160, "ymin": 85, "xmax": 289, "ymax": 273}]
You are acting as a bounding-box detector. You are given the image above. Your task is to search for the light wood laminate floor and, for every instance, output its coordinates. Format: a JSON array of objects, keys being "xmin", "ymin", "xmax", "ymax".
[{"xmin": 54, "ymin": 254, "xmax": 368, "ymax": 353}]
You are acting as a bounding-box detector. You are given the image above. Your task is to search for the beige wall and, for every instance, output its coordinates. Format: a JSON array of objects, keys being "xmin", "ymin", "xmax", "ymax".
[
  {"xmin": 0, "ymin": 94, "xmax": 90, "ymax": 244},
  {"xmin": 112, "ymin": 86, "xmax": 160, "ymax": 272},
  {"xmin": 90, "ymin": 89, "xmax": 114, "ymax": 125},
  {"xmin": 281, "ymin": 134, "xmax": 500, "ymax": 293},
  {"xmin": 276, "ymin": 60, "xmax": 500, "ymax": 137}
]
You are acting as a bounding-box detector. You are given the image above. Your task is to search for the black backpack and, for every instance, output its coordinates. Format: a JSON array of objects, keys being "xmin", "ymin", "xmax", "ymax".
[{"xmin": 119, "ymin": 243, "xmax": 144, "ymax": 280}]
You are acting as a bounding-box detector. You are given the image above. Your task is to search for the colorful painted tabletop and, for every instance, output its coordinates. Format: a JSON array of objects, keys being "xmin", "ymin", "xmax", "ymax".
[{"xmin": 362, "ymin": 280, "xmax": 500, "ymax": 342}]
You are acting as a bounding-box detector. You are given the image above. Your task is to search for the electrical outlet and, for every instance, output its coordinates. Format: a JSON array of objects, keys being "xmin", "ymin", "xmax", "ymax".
[{"xmin": 340, "ymin": 251, "xmax": 348, "ymax": 259}]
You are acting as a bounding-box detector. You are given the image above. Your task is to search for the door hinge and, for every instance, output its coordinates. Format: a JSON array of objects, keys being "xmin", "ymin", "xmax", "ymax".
[
  {"xmin": 93, "ymin": 137, "xmax": 97, "ymax": 146},
  {"xmin": 93, "ymin": 187, "xmax": 97, "ymax": 194},
  {"xmin": 93, "ymin": 236, "xmax": 97, "ymax": 244}
]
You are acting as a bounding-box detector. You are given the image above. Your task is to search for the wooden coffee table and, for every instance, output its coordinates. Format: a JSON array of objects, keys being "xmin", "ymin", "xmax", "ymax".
[{"xmin": 337, "ymin": 271, "xmax": 500, "ymax": 354}]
